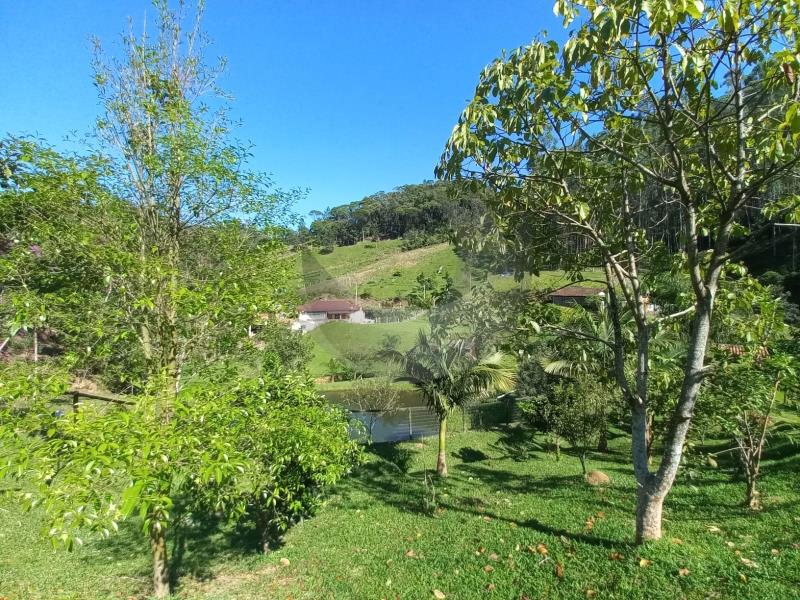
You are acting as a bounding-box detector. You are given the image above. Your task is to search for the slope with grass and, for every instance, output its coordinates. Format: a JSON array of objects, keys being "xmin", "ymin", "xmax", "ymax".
[
  {"xmin": 297, "ymin": 240, "xmax": 467, "ymax": 300},
  {"xmin": 307, "ymin": 316, "xmax": 428, "ymax": 379},
  {"xmin": 2, "ymin": 427, "xmax": 797, "ymax": 599}
]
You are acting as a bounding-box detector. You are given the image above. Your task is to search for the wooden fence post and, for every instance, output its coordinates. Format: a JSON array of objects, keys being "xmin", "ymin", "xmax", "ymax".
[{"xmin": 72, "ymin": 391, "xmax": 79, "ymax": 413}]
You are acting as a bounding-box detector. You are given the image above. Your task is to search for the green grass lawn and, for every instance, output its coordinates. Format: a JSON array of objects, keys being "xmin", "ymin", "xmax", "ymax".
[
  {"xmin": 2, "ymin": 427, "xmax": 798, "ymax": 599},
  {"xmin": 306, "ymin": 316, "xmax": 428, "ymax": 378}
]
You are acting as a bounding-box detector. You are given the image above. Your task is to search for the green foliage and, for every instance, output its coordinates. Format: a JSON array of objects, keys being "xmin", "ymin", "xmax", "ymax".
[
  {"xmin": 400, "ymin": 229, "xmax": 447, "ymax": 251},
  {"xmin": 0, "ymin": 366, "xmax": 360, "ymax": 552},
  {"xmin": 407, "ymin": 269, "xmax": 461, "ymax": 310},
  {"xmin": 306, "ymin": 181, "xmax": 485, "ymax": 248},
  {"xmin": 387, "ymin": 332, "xmax": 516, "ymax": 422}
]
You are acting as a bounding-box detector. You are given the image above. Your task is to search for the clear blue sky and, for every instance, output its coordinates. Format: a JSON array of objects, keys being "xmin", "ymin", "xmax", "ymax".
[{"xmin": 0, "ymin": 1, "xmax": 564, "ymax": 219}]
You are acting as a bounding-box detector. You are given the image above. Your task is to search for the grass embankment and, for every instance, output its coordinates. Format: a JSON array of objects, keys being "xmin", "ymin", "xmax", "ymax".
[
  {"xmin": 2, "ymin": 427, "xmax": 798, "ymax": 599},
  {"xmin": 296, "ymin": 239, "xmax": 606, "ymax": 301},
  {"xmin": 306, "ymin": 316, "xmax": 428, "ymax": 378}
]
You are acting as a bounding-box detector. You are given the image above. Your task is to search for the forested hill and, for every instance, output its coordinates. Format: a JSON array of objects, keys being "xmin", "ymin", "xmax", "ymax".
[{"xmin": 302, "ymin": 181, "xmax": 485, "ymax": 249}]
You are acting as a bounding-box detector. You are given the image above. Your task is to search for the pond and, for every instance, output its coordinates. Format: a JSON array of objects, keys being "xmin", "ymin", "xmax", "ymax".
[
  {"xmin": 321, "ymin": 387, "xmax": 517, "ymax": 444},
  {"xmin": 322, "ymin": 387, "xmax": 437, "ymax": 442}
]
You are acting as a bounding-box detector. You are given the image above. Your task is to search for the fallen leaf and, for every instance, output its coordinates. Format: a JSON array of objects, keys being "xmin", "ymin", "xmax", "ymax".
[
  {"xmin": 483, "ymin": 516, "xmax": 492, "ymax": 522},
  {"xmin": 739, "ymin": 557, "xmax": 757, "ymax": 568},
  {"xmin": 707, "ymin": 525, "xmax": 722, "ymax": 534},
  {"xmin": 515, "ymin": 544, "xmax": 521, "ymax": 552},
  {"xmin": 385, "ymin": 579, "xmax": 392, "ymax": 587},
  {"xmin": 536, "ymin": 543, "xmax": 548, "ymax": 555},
  {"xmin": 770, "ymin": 548, "xmax": 780, "ymax": 556},
  {"xmin": 280, "ymin": 558, "xmax": 290, "ymax": 567},
  {"xmin": 555, "ymin": 561, "xmax": 564, "ymax": 579},
  {"xmin": 739, "ymin": 573, "xmax": 748, "ymax": 583},
  {"xmin": 489, "ymin": 552, "xmax": 499, "ymax": 561},
  {"xmin": 483, "ymin": 564, "xmax": 495, "ymax": 573},
  {"xmin": 433, "ymin": 590, "xmax": 446, "ymax": 599},
  {"xmin": 678, "ymin": 567, "xmax": 690, "ymax": 577},
  {"xmin": 405, "ymin": 549, "xmax": 416, "ymax": 558},
  {"xmin": 586, "ymin": 590, "xmax": 597, "ymax": 598},
  {"xmin": 596, "ymin": 511, "xmax": 605, "ymax": 519},
  {"xmin": 487, "ymin": 583, "xmax": 496, "ymax": 591},
  {"xmin": 639, "ymin": 558, "xmax": 653, "ymax": 568},
  {"xmin": 725, "ymin": 541, "xmax": 736, "ymax": 548},
  {"xmin": 670, "ymin": 537, "xmax": 684, "ymax": 545},
  {"xmin": 559, "ymin": 535, "xmax": 570, "ymax": 545},
  {"xmin": 584, "ymin": 516, "xmax": 595, "ymax": 532},
  {"xmin": 609, "ymin": 552, "xmax": 624, "ymax": 561}
]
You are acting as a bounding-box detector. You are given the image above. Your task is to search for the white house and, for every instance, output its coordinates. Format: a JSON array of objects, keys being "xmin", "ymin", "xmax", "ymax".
[{"xmin": 292, "ymin": 299, "xmax": 372, "ymax": 332}]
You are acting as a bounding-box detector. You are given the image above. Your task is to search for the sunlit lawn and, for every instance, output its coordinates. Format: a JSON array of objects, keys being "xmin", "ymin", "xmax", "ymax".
[{"xmin": 2, "ymin": 426, "xmax": 798, "ymax": 600}]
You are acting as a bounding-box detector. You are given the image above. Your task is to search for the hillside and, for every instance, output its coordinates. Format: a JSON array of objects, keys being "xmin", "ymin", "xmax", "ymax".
[
  {"xmin": 297, "ymin": 240, "xmax": 466, "ymax": 300},
  {"xmin": 294, "ymin": 239, "xmax": 608, "ymax": 379},
  {"xmin": 295, "ymin": 238, "xmax": 601, "ymax": 301}
]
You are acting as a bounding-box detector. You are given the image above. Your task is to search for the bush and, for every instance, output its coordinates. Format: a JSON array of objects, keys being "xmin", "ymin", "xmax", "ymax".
[
  {"xmin": 400, "ymin": 229, "xmax": 446, "ymax": 251},
  {"xmin": 319, "ymin": 245, "xmax": 334, "ymax": 255},
  {"xmin": 0, "ymin": 363, "xmax": 361, "ymax": 574}
]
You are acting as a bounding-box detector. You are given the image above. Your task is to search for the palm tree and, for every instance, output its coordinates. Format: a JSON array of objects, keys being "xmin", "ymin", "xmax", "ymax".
[{"xmin": 385, "ymin": 332, "xmax": 516, "ymax": 476}]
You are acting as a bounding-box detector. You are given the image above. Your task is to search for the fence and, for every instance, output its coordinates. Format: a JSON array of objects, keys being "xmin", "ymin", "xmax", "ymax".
[
  {"xmin": 348, "ymin": 397, "xmax": 519, "ymax": 444},
  {"xmin": 53, "ymin": 389, "xmax": 134, "ymax": 414}
]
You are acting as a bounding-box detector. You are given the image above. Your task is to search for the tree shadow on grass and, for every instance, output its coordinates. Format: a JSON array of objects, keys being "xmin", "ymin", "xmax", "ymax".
[
  {"xmin": 80, "ymin": 508, "xmax": 269, "ymax": 594},
  {"xmin": 454, "ymin": 446, "xmax": 490, "ymax": 463},
  {"xmin": 488, "ymin": 424, "xmax": 546, "ymax": 462}
]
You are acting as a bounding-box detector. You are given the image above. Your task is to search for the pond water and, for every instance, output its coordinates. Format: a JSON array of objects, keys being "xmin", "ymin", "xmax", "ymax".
[
  {"xmin": 322, "ymin": 387, "xmax": 438, "ymax": 442},
  {"xmin": 323, "ymin": 387, "xmax": 424, "ymax": 409}
]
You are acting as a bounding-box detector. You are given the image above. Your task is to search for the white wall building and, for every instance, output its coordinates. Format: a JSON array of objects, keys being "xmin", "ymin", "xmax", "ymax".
[{"xmin": 291, "ymin": 299, "xmax": 372, "ymax": 332}]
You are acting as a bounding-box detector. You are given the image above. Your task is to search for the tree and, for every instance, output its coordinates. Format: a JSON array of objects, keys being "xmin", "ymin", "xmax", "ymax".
[
  {"xmin": 407, "ymin": 269, "xmax": 461, "ymax": 310},
  {"xmin": 385, "ymin": 332, "xmax": 516, "ymax": 476},
  {"xmin": 703, "ymin": 347, "xmax": 798, "ymax": 509},
  {"xmin": 698, "ymin": 277, "xmax": 798, "ymax": 509},
  {"xmin": 553, "ymin": 375, "xmax": 609, "ymax": 474},
  {"xmin": 349, "ymin": 375, "xmax": 402, "ymax": 440},
  {"xmin": 438, "ymin": 0, "xmax": 800, "ymax": 543},
  {"xmin": 0, "ymin": 3, "xmax": 316, "ymax": 597}
]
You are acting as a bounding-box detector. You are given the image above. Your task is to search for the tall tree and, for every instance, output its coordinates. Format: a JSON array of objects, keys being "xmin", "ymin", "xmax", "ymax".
[
  {"xmin": 386, "ymin": 332, "xmax": 516, "ymax": 476},
  {"xmin": 438, "ymin": 0, "xmax": 800, "ymax": 542}
]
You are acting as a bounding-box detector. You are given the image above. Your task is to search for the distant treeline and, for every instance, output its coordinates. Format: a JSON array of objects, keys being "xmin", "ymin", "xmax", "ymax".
[{"xmin": 297, "ymin": 181, "xmax": 486, "ymax": 248}]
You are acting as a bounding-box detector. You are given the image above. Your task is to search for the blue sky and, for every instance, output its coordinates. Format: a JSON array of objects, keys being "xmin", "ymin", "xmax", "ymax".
[{"xmin": 1, "ymin": 1, "xmax": 564, "ymax": 219}]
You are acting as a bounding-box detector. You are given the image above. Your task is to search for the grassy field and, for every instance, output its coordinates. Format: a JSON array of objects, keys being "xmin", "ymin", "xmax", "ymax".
[
  {"xmin": 297, "ymin": 239, "xmax": 608, "ymax": 301},
  {"xmin": 306, "ymin": 316, "xmax": 428, "ymax": 378},
  {"xmin": 297, "ymin": 240, "xmax": 467, "ymax": 300},
  {"xmin": 2, "ymin": 427, "xmax": 798, "ymax": 599}
]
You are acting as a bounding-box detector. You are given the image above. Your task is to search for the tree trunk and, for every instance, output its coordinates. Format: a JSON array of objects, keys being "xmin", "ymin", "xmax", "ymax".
[
  {"xmin": 635, "ymin": 487, "xmax": 664, "ymax": 544},
  {"xmin": 436, "ymin": 415, "xmax": 448, "ymax": 477},
  {"xmin": 554, "ymin": 434, "xmax": 561, "ymax": 461},
  {"xmin": 597, "ymin": 420, "xmax": 609, "ymax": 453},
  {"xmin": 645, "ymin": 412, "xmax": 654, "ymax": 464},
  {"xmin": 578, "ymin": 450, "xmax": 587, "ymax": 475},
  {"xmin": 745, "ymin": 472, "xmax": 761, "ymax": 510},
  {"xmin": 149, "ymin": 522, "xmax": 170, "ymax": 598},
  {"xmin": 33, "ymin": 328, "xmax": 39, "ymax": 362}
]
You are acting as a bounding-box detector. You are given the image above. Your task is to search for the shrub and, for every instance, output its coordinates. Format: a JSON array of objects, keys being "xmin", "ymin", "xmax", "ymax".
[{"xmin": 319, "ymin": 245, "xmax": 334, "ymax": 255}]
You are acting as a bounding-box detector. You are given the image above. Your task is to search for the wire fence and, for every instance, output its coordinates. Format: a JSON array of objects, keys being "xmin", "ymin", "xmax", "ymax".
[{"xmin": 348, "ymin": 398, "xmax": 520, "ymax": 443}]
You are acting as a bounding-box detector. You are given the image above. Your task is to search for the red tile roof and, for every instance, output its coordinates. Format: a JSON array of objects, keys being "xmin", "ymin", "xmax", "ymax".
[{"xmin": 298, "ymin": 299, "xmax": 359, "ymax": 313}]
